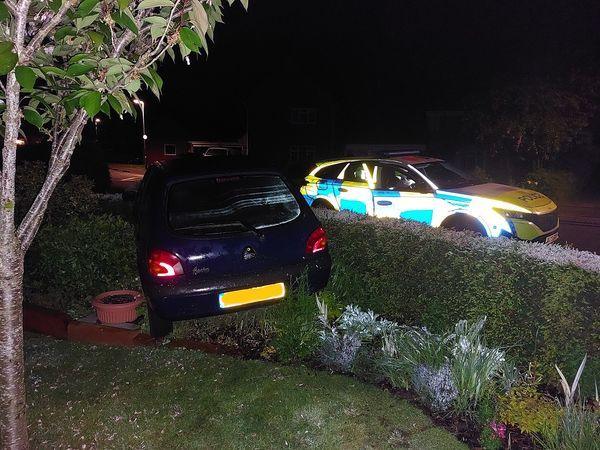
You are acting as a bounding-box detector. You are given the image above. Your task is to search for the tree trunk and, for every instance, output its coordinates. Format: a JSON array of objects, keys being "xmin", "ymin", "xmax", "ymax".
[{"xmin": 0, "ymin": 234, "xmax": 27, "ymax": 449}]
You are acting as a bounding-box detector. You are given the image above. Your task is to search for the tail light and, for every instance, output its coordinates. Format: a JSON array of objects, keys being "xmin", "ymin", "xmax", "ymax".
[
  {"xmin": 306, "ymin": 227, "xmax": 328, "ymax": 254},
  {"xmin": 148, "ymin": 249, "xmax": 184, "ymax": 278}
]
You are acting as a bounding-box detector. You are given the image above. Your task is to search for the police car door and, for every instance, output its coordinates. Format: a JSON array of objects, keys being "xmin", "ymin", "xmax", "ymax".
[
  {"xmin": 372, "ymin": 163, "xmax": 436, "ymax": 224},
  {"xmin": 335, "ymin": 161, "xmax": 374, "ymax": 215}
]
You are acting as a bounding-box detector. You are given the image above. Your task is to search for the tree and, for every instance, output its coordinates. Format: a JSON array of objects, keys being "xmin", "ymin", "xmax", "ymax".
[
  {"xmin": 470, "ymin": 74, "xmax": 599, "ymax": 172},
  {"xmin": 0, "ymin": 0, "xmax": 247, "ymax": 447}
]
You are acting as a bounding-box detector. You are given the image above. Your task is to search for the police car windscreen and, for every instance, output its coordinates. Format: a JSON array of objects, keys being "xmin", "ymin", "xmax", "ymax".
[
  {"xmin": 168, "ymin": 175, "xmax": 301, "ymax": 235},
  {"xmin": 416, "ymin": 162, "xmax": 472, "ymax": 189}
]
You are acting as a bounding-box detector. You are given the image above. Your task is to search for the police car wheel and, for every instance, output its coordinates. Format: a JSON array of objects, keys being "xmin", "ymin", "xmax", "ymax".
[
  {"xmin": 442, "ymin": 215, "xmax": 487, "ymax": 237},
  {"xmin": 312, "ymin": 200, "xmax": 334, "ymax": 210}
]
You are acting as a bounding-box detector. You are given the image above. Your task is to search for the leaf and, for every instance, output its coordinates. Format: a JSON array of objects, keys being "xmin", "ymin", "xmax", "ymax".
[
  {"xmin": 125, "ymin": 78, "xmax": 141, "ymax": 94},
  {"xmin": 76, "ymin": 13, "xmax": 98, "ymax": 30},
  {"xmin": 77, "ymin": 0, "xmax": 99, "ymax": 18},
  {"xmin": 15, "ymin": 66, "xmax": 37, "ymax": 90},
  {"xmin": 48, "ymin": 0, "xmax": 62, "ymax": 12},
  {"xmin": 0, "ymin": 2, "xmax": 10, "ymax": 21},
  {"xmin": 118, "ymin": 0, "xmax": 131, "ymax": 9},
  {"xmin": 111, "ymin": 11, "xmax": 138, "ymax": 34},
  {"xmin": 143, "ymin": 16, "xmax": 167, "ymax": 26},
  {"xmin": 107, "ymin": 94, "xmax": 123, "ymax": 114},
  {"xmin": 137, "ymin": 0, "xmax": 174, "ymax": 9},
  {"xmin": 41, "ymin": 66, "xmax": 67, "ymax": 77},
  {"xmin": 79, "ymin": 91, "xmax": 102, "ymax": 117},
  {"xmin": 150, "ymin": 24, "xmax": 165, "ymax": 41},
  {"xmin": 240, "ymin": 0, "xmax": 248, "ymax": 10},
  {"xmin": 0, "ymin": 41, "xmax": 18, "ymax": 75},
  {"xmin": 69, "ymin": 53, "xmax": 93, "ymax": 64},
  {"xmin": 55, "ymin": 26, "xmax": 77, "ymax": 41},
  {"xmin": 67, "ymin": 63, "xmax": 95, "ymax": 77},
  {"xmin": 179, "ymin": 27, "xmax": 201, "ymax": 53},
  {"xmin": 191, "ymin": 0, "xmax": 209, "ymax": 35},
  {"xmin": 100, "ymin": 100, "xmax": 111, "ymax": 116},
  {"xmin": 23, "ymin": 106, "xmax": 44, "ymax": 129},
  {"xmin": 106, "ymin": 63, "xmax": 130, "ymax": 77},
  {"xmin": 88, "ymin": 30, "xmax": 105, "ymax": 47},
  {"xmin": 148, "ymin": 67, "xmax": 163, "ymax": 91}
]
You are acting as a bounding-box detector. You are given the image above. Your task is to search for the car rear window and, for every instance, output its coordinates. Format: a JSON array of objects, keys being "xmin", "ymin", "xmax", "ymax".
[{"xmin": 168, "ymin": 175, "xmax": 301, "ymax": 235}]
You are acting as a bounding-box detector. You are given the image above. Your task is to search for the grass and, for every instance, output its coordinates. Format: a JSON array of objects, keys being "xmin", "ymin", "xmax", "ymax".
[{"xmin": 25, "ymin": 334, "xmax": 466, "ymax": 449}]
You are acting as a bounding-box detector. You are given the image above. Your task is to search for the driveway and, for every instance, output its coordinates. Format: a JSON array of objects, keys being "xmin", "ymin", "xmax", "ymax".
[{"xmin": 109, "ymin": 163, "xmax": 145, "ymax": 192}]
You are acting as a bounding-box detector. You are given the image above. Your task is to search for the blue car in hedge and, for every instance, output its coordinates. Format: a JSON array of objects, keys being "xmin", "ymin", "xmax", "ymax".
[{"xmin": 135, "ymin": 157, "xmax": 331, "ymax": 337}]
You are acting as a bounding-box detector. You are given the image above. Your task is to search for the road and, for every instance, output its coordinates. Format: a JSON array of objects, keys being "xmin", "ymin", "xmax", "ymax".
[
  {"xmin": 108, "ymin": 163, "xmax": 600, "ymax": 254},
  {"xmin": 558, "ymin": 202, "xmax": 600, "ymax": 255},
  {"xmin": 109, "ymin": 163, "xmax": 145, "ymax": 192}
]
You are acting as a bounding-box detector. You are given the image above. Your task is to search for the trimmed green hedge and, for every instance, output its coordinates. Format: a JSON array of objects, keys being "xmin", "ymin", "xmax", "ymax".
[
  {"xmin": 26, "ymin": 214, "xmax": 139, "ymax": 317},
  {"xmin": 318, "ymin": 211, "xmax": 599, "ymax": 394}
]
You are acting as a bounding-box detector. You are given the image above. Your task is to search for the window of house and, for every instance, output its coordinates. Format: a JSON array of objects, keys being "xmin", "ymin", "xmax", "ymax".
[
  {"xmin": 290, "ymin": 107, "xmax": 318, "ymax": 125},
  {"xmin": 289, "ymin": 145, "xmax": 317, "ymax": 162},
  {"xmin": 164, "ymin": 144, "xmax": 177, "ymax": 156}
]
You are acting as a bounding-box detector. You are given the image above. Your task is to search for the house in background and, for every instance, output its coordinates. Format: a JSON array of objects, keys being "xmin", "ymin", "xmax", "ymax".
[
  {"xmin": 144, "ymin": 138, "xmax": 247, "ymax": 167},
  {"xmin": 246, "ymin": 73, "xmax": 339, "ymax": 177}
]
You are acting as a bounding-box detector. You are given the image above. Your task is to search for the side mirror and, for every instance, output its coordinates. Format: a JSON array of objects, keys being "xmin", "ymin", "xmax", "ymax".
[{"xmin": 123, "ymin": 190, "xmax": 138, "ymax": 202}]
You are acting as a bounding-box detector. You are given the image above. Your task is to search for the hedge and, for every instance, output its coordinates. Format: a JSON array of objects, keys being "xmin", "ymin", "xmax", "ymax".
[
  {"xmin": 26, "ymin": 214, "xmax": 139, "ymax": 317},
  {"xmin": 317, "ymin": 210, "xmax": 599, "ymax": 394}
]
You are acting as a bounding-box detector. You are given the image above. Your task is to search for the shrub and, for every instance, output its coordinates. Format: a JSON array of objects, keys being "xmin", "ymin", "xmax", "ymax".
[
  {"xmin": 412, "ymin": 364, "xmax": 458, "ymax": 412},
  {"xmin": 317, "ymin": 210, "xmax": 600, "ymax": 395},
  {"xmin": 26, "ymin": 214, "xmax": 138, "ymax": 317},
  {"xmin": 520, "ymin": 168, "xmax": 577, "ymax": 201},
  {"xmin": 16, "ymin": 160, "xmax": 100, "ymax": 225},
  {"xmin": 498, "ymin": 384, "xmax": 561, "ymax": 435}
]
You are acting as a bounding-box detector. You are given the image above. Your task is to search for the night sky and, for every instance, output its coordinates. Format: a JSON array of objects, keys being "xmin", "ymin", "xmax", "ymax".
[{"xmin": 104, "ymin": 0, "xmax": 600, "ymax": 158}]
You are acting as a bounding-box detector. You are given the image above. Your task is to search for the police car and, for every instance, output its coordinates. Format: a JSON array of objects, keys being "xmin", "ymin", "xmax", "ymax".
[{"xmin": 300, "ymin": 155, "xmax": 559, "ymax": 242}]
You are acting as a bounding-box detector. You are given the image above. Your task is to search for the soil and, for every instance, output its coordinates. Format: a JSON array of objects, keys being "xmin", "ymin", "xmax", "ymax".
[{"xmin": 101, "ymin": 294, "xmax": 136, "ymax": 305}]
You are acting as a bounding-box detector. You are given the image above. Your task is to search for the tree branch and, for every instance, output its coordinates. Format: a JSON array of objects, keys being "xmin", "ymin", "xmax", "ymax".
[
  {"xmin": 22, "ymin": 0, "xmax": 77, "ymax": 63},
  {"xmin": 17, "ymin": 110, "xmax": 88, "ymax": 251},
  {"xmin": 1, "ymin": 0, "xmax": 32, "ymax": 240}
]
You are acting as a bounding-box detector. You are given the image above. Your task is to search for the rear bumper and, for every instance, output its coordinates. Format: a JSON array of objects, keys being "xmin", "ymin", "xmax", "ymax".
[{"xmin": 143, "ymin": 253, "xmax": 331, "ymax": 321}]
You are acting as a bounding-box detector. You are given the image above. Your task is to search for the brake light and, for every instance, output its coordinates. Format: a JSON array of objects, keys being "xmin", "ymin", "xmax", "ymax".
[
  {"xmin": 306, "ymin": 227, "xmax": 328, "ymax": 254},
  {"xmin": 148, "ymin": 249, "xmax": 184, "ymax": 278}
]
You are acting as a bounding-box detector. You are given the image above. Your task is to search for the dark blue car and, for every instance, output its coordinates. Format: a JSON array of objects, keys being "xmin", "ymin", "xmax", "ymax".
[{"xmin": 135, "ymin": 157, "xmax": 331, "ymax": 337}]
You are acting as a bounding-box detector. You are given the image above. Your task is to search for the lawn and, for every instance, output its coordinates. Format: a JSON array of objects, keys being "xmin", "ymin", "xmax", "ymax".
[{"xmin": 25, "ymin": 334, "xmax": 466, "ymax": 449}]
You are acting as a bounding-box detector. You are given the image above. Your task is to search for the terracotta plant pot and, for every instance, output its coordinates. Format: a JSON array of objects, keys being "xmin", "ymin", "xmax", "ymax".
[{"xmin": 91, "ymin": 290, "xmax": 143, "ymax": 324}]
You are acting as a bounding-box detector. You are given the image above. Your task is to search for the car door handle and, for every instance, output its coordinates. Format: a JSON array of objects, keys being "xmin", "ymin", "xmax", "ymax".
[
  {"xmin": 339, "ymin": 187, "xmax": 348, "ymax": 193},
  {"xmin": 377, "ymin": 200, "xmax": 392, "ymax": 206}
]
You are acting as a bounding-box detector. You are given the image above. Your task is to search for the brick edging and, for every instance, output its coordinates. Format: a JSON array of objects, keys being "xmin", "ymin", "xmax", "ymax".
[{"xmin": 23, "ymin": 303, "xmax": 240, "ymax": 356}]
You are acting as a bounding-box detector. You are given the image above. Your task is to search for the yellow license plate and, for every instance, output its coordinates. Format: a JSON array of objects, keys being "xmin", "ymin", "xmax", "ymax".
[{"xmin": 219, "ymin": 282, "xmax": 286, "ymax": 309}]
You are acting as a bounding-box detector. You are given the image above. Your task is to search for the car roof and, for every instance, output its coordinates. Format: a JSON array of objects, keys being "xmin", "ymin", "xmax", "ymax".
[
  {"xmin": 153, "ymin": 155, "xmax": 281, "ymax": 178},
  {"xmin": 389, "ymin": 155, "xmax": 444, "ymax": 165},
  {"xmin": 315, "ymin": 156, "xmax": 444, "ymax": 168}
]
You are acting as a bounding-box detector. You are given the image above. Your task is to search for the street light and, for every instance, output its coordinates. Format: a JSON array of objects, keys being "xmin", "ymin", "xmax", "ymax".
[
  {"xmin": 94, "ymin": 117, "xmax": 101, "ymax": 138},
  {"xmin": 133, "ymin": 99, "xmax": 147, "ymax": 164}
]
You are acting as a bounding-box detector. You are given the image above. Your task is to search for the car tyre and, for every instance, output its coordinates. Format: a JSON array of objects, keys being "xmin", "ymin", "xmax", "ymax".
[
  {"xmin": 147, "ymin": 304, "xmax": 173, "ymax": 338},
  {"xmin": 312, "ymin": 199, "xmax": 334, "ymax": 210},
  {"xmin": 442, "ymin": 214, "xmax": 487, "ymax": 237}
]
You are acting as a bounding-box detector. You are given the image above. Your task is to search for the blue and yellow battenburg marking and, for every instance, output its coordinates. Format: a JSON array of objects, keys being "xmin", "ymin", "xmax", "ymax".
[{"xmin": 300, "ymin": 159, "xmax": 559, "ymax": 242}]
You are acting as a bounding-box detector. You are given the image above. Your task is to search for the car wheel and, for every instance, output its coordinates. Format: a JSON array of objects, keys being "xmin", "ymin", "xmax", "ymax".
[
  {"xmin": 147, "ymin": 304, "xmax": 173, "ymax": 338},
  {"xmin": 312, "ymin": 199, "xmax": 334, "ymax": 210},
  {"xmin": 442, "ymin": 215, "xmax": 487, "ymax": 237}
]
